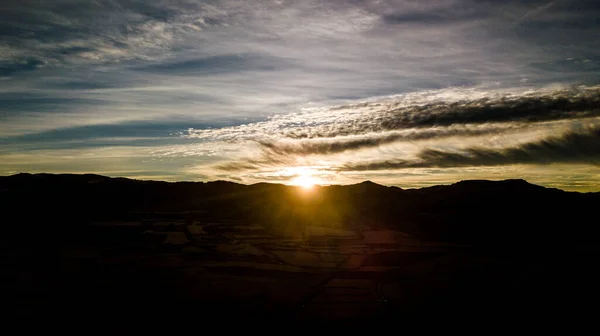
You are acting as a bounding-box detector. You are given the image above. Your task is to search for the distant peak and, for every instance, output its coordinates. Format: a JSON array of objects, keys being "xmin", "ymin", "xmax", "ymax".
[
  {"xmin": 452, "ymin": 179, "xmax": 544, "ymax": 190},
  {"xmin": 210, "ymin": 180, "xmax": 241, "ymax": 184},
  {"xmin": 504, "ymin": 179, "xmax": 531, "ymax": 185},
  {"xmin": 250, "ymin": 182, "xmax": 279, "ymax": 186},
  {"xmin": 347, "ymin": 180, "xmax": 386, "ymax": 189},
  {"xmin": 455, "ymin": 179, "xmax": 530, "ymax": 185}
]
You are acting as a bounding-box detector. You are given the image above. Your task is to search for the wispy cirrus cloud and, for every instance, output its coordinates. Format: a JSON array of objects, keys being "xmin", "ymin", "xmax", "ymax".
[
  {"xmin": 3, "ymin": 1, "xmax": 599, "ymax": 130},
  {"xmin": 186, "ymin": 85, "xmax": 600, "ymax": 145},
  {"xmin": 337, "ymin": 126, "xmax": 600, "ymax": 171},
  {"xmin": 254, "ymin": 121, "xmax": 564, "ymax": 156}
]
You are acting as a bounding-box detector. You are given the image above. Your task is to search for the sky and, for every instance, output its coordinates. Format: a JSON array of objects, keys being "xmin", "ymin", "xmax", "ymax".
[{"xmin": 1, "ymin": 0, "xmax": 599, "ymax": 191}]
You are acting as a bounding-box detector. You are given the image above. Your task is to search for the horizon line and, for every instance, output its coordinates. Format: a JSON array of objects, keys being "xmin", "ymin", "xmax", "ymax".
[{"xmin": 2, "ymin": 172, "xmax": 590, "ymax": 193}]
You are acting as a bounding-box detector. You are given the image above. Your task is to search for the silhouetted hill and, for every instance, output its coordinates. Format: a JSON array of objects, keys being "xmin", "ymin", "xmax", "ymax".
[
  {"xmin": 2, "ymin": 173, "xmax": 598, "ymax": 326},
  {"xmin": 1, "ymin": 173, "xmax": 597, "ymax": 250}
]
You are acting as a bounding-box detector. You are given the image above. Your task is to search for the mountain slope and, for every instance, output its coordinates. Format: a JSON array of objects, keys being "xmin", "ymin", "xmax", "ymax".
[{"xmin": 1, "ymin": 173, "xmax": 597, "ymax": 249}]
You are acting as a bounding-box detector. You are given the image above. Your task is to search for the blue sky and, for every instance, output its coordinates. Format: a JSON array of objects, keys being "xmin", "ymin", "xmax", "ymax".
[{"xmin": 1, "ymin": 0, "xmax": 600, "ymax": 190}]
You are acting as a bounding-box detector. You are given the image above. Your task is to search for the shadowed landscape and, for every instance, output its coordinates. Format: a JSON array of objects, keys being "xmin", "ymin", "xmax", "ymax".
[
  {"xmin": 1, "ymin": 173, "xmax": 597, "ymax": 327},
  {"xmin": 3, "ymin": 0, "xmax": 600, "ymax": 331}
]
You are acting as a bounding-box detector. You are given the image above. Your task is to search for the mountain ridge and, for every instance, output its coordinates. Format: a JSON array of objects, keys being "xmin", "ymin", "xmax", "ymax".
[
  {"xmin": 0, "ymin": 172, "xmax": 587, "ymax": 194},
  {"xmin": 1, "ymin": 172, "xmax": 598, "ymax": 265}
]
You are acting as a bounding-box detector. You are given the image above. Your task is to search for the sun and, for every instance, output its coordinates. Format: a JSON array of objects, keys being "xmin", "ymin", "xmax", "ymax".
[
  {"xmin": 290, "ymin": 174, "xmax": 318, "ymax": 190},
  {"xmin": 282, "ymin": 166, "xmax": 325, "ymax": 190}
]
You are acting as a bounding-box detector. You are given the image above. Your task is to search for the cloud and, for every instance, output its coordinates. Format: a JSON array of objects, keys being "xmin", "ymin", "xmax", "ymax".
[
  {"xmin": 514, "ymin": 0, "xmax": 558, "ymax": 25},
  {"xmin": 338, "ymin": 127, "xmax": 600, "ymax": 171},
  {"xmin": 185, "ymin": 85, "xmax": 600, "ymax": 142},
  {"xmin": 257, "ymin": 123, "xmax": 532, "ymax": 155},
  {"xmin": 281, "ymin": 85, "xmax": 600, "ymax": 139},
  {"xmin": 0, "ymin": 0, "xmax": 220, "ymax": 66},
  {"xmin": 0, "ymin": 118, "xmax": 260, "ymax": 153},
  {"xmin": 214, "ymin": 154, "xmax": 296, "ymax": 172},
  {"xmin": 2, "ymin": 119, "xmax": 249, "ymax": 143},
  {"xmin": 382, "ymin": 6, "xmax": 487, "ymax": 26},
  {"xmin": 131, "ymin": 53, "xmax": 294, "ymax": 76}
]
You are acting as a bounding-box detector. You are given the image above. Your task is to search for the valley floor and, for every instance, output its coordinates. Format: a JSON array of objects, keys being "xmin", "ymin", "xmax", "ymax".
[{"xmin": 2, "ymin": 214, "xmax": 594, "ymax": 328}]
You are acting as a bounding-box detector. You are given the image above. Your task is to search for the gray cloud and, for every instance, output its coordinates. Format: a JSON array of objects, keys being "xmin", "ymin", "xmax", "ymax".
[
  {"xmin": 0, "ymin": 0, "xmax": 218, "ymax": 66},
  {"xmin": 381, "ymin": 6, "xmax": 487, "ymax": 26},
  {"xmin": 214, "ymin": 155, "xmax": 295, "ymax": 172},
  {"xmin": 339, "ymin": 127, "xmax": 600, "ymax": 171},
  {"xmin": 131, "ymin": 53, "xmax": 295, "ymax": 76},
  {"xmin": 0, "ymin": 93, "xmax": 108, "ymax": 119},
  {"xmin": 185, "ymin": 85, "xmax": 600, "ymax": 144},
  {"xmin": 280, "ymin": 85, "xmax": 600, "ymax": 139},
  {"xmin": 0, "ymin": 117, "xmax": 263, "ymax": 153},
  {"xmin": 258, "ymin": 123, "xmax": 531, "ymax": 155}
]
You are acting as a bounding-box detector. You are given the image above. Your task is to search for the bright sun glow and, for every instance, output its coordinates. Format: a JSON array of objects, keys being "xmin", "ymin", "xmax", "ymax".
[{"xmin": 290, "ymin": 174, "xmax": 319, "ymax": 189}]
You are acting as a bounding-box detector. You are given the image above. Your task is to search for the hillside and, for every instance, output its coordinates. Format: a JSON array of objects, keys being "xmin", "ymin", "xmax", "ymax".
[
  {"xmin": 1, "ymin": 173, "xmax": 597, "ymax": 248},
  {"xmin": 1, "ymin": 173, "xmax": 597, "ymax": 325}
]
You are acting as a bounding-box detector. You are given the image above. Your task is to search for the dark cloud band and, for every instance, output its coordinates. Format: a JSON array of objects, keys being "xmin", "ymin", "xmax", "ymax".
[
  {"xmin": 280, "ymin": 86, "xmax": 600, "ymax": 139},
  {"xmin": 259, "ymin": 123, "xmax": 531, "ymax": 155},
  {"xmin": 338, "ymin": 127, "xmax": 600, "ymax": 171}
]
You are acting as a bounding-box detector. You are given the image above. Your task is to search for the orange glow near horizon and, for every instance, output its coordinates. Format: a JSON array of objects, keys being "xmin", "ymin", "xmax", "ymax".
[{"xmin": 290, "ymin": 174, "xmax": 319, "ymax": 190}]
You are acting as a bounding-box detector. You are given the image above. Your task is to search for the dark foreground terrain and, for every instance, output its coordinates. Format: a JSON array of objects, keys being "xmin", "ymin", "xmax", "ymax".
[{"xmin": 1, "ymin": 173, "xmax": 597, "ymax": 329}]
